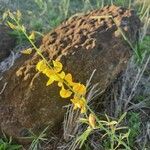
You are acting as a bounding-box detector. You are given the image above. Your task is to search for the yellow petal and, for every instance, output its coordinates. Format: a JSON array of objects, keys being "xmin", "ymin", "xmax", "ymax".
[
  {"xmin": 73, "ymin": 104, "xmax": 78, "ymax": 110},
  {"xmin": 73, "ymin": 83, "xmax": 86, "ymax": 95},
  {"xmin": 71, "ymin": 96, "xmax": 87, "ymax": 113},
  {"xmin": 53, "ymin": 60, "xmax": 62, "ymax": 73},
  {"xmin": 46, "ymin": 78, "xmax": 54, "ymax": 86},
  {"xmin": 65, "ymin": 73, "xmax": 72, "ymax": 82},
  {"xmin": 64, "ymin": 73, "xmax": 74, "ymax": 86},
  {"xmin": 81, "ymin": 106, "xmax": 86, "ymax": 113},
  {"xmin": 52, "ymin": 75, "xmax": 60, "ymax": 81},
  {"xmin": 36, "ymin": 60, "xmax": 47, "ymax": 72},
  {"xmin": 47, "ymin": 71, "xmax": 65, "ymax": 82},
  {"xmin": 60, "ymin": 87, "xmax": 72, "ymax": 98},
  {"xmin": 58, "ymin": 82, "xmax": 63, "ymax": 87},
  {"xmin": 43, "ymin": 68, "xmax": 54, "ymax": 77},
  {"xmin": 21, "ymin": 48, "xmax": 32, "ymax": 55},
  {"xmin": 58, "ymin": 71, "xmax": 65, "ymax": 79}
]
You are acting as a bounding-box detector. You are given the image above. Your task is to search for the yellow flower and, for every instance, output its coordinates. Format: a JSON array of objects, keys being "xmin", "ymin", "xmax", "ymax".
[
  {"xmin": 73, "ymin": 83, "xmax": 86, "ymax": 95},
  {"xmin": 53, "ymin": 60, "xmax": 62, "ymax": 73},
  {"xmin": 60, "ymin": 86, "xmax": 72, "ymax": 98},
  {"xmin": 58, "ymin": 71, "xmax": 65, "ymax": 79},
  {"xmin": 57, "ymin": 72, "xmax": 65, "ymax": 87},
  {"xmin": 64, "ymin": 73, "xmax": 75, "ymax": 86},
  {"xmin": 50, "ymin": 71, "xmax": 65, "ymax": 82},
  {"xmin": 46, "ymin": 72, "xmax": 65, "ymax": 86},
  {"xmin": 51, "ymin": 74, "xmax": 60, "ymax": 81},
  {"xmin": 58, "ymin": 82, "xmax": 63, "ymax": 87},
  {"xmin": 36, "ymin": 60, "xmax": 48, "ymax": 72},
  {"xmin": 81, "ymin": 106, "xmax": 86, "ymax": 113},
  {"xmin": 71, "ymin": 96, "xmax": 86, "ymax": 113},
  {"xmin": 43, "ymin": 68, "xmax": 54, "ymax": 77},
  {"xmin": 89, "ymin": 113, "xmax": 96, "ymax": 129},
  {"xmin": 46, "ymin": 78, "xmax": 54, "ymax": 86}
]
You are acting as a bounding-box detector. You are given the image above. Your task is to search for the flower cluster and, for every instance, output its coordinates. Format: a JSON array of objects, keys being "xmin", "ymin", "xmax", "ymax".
[{"xmin": 36, "ymin": 60, "xmax": 87, "ymax": 113}]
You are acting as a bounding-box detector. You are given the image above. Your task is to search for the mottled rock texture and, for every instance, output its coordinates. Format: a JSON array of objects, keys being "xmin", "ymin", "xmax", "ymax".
[{"xmin": 0, "ymin": 5, "xmax": 141, "ymax": 140}]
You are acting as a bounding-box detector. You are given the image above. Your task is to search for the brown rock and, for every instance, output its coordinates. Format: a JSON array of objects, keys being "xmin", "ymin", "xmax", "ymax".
[
  {"xmin": 0, "ymin": 25, "xmax": 16, "ymax": 62},
  {"xmin": 0, "ymin": 5, "xmax": 141, "ymax": 141}
]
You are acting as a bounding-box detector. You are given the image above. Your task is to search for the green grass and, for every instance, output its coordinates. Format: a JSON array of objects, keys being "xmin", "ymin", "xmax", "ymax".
[
  {"xmin": 127, "ymin": 112, "xmax": 141, "ymax": 147},
  {"xmin": 0, "ymin": 0, "xmax": 149, "ymax": 32},
  {"xmin": 24, "ymin": 126, "xmax": 48, "ymax": 150},
  {"xmin": 0, "ymin": 134, "xmax": 22, "ymax": 150}
]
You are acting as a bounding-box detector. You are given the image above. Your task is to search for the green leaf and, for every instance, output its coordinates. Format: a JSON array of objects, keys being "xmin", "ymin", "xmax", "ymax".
[
  {"xmin": 117, "ymin": 112, "xmax": 127, "ymax": 125},
  {"xmin": 7, "ymin": 21, "xmax": 16, "ymax": 30}
]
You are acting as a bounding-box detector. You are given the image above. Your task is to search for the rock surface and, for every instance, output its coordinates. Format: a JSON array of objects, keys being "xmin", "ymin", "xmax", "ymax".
[
  {"xmin": 0, "ymin": 5, "xmax": 141, "ymax": 140},
  {"xmin": 0, "ymin": 25, "xmax": 16, "ymax": 62}
]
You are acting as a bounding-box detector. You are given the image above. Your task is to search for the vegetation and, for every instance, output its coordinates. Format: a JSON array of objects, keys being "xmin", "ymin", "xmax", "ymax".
[
  {"xmin": 0, "ymin": 0, "xmax": 149, "ymax": 150},
  {"xmin": 0, "ymin": 133, "xmax": 22, "ymax": 150}
]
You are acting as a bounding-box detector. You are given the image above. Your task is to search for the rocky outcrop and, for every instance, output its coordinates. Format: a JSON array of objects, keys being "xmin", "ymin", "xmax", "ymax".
[
  {"xmin": 0, "ymin": 5, "xmax": 141, "ymax": 140},
  {"xmin": 0, "ymin": 25, "xmax": 16, "ymax": 62}
]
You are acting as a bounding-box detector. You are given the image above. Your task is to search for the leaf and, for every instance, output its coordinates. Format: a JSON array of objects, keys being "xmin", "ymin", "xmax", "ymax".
[
  {"xmin": 29, "ymin": 31, "xmax": 35, "ymax": 41},
  {"xmin": 76, "ymin": 127, "xmax": 93, "ymax": 148},
  {"xmin": 122, "ymin": 130, "xmax": 130, "ymax": 140},
  {"xmin": 105, "ymin": 114, "xmax": 110, "ymax": 122},
  {"xmin": 2, "ymin": 12, "xmax": 8, "ymax": 20},
  {"xmin": 16, "ymin": 10, "xmax": 22, "ymax": 20},
  {"xmin": 106, "ymin": 121, "xmax": 118, "ymax": 126},
  {"xmin": 117, "ymin": 112, "xmax": 127, "ymax": 125},
  {"xmin": 79, "ymin": 118, "xmax": 88, "ymax": 124},
  {"xmin": 21, "ymin": 25, "xmax": 26, "ymax": 32},
  {"xmin": 7, "ymin": 21, "xmax": 16, "ymax": 30},
  {"xmin": 8, "ymin": 11, "xmax": 15, "ymax": 19}
]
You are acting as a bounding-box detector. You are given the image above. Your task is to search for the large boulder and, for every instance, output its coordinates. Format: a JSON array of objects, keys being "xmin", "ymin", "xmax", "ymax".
[
  {"xmin": 0, "ymin": 25, "xmax": 16, "ymax": 62},
  {"xmin": 0, "ymin": 5, "xmax": 141, "ymax": 140}
]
